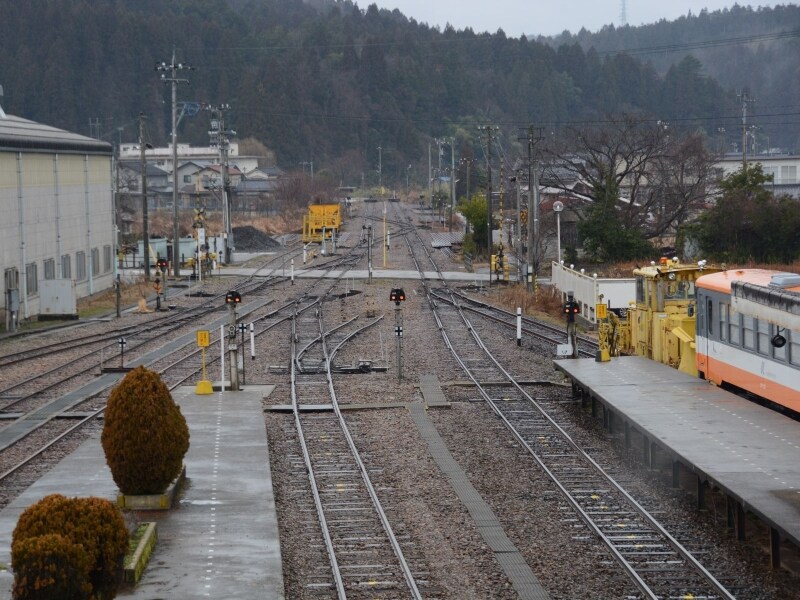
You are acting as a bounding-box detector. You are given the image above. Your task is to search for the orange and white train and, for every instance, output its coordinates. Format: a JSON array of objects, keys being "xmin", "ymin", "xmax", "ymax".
[{"xmin": 695, "ymin": 269, "xmax": 800, "ymax": 414}]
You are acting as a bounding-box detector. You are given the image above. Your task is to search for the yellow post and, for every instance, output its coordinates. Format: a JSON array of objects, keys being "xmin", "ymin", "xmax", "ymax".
[
  {"xmin": 195, "ymin": 330, "xmax": 213, "ymax": 394},
  {"xmin": 595, "ymin": 303, "xmax": 611, "ymax": 362}
]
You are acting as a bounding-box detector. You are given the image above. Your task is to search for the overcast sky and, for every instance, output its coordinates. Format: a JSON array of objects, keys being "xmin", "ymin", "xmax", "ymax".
[{"xmin": 366, "ymin": 1, "xmax": 780, "ymax": 38}]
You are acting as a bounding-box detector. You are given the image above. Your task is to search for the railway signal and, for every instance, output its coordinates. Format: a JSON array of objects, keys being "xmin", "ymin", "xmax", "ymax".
[
  {"xmin": 563, "ymin": 299, "xmax": 579, "ymax": 322},
  {"xmin": 118, "ymin": 337, "xmax": 127, "ymax": 367},
  {"xmin": 225, "ymin": 290, "xmax": 242, "ymax": 390},
  {"xmin": 390, "ymin": 289, "xmax": 405, "ymax": 381},
  {"xmin": 154, "ymin": 277, "xmax": 162, "ymax": 310},
  {"xmin": 562, "ymin": 291, "xmax": 579, "ymax": 359},
  {"xmin": 390, "ymin": 288, "xmax": 406, "ymax": 305}
]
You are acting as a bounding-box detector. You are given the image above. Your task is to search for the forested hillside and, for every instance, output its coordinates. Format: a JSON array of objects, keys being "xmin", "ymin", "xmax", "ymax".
[
  {"xmin": 0, "ymin": 0, "xmax": 792, "ymax": 184},
  {"xmin": 544, "ymin": 4, "xmax": 800, "ymax": 155}
]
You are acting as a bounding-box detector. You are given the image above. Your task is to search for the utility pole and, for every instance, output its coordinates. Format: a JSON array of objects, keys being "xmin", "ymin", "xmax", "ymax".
[
  {"xmin": 449, "ymin": 137, "xmax": 456, "ymax": 233},
  {"xmin": 428, "ymin": 143, "xmax": 432, "ymax": 213},
  {"xmin": 526, "ymin": 125, "xmax": 543, "ymax": 293},
  {"xmin": 139, "ymin": 113, "xmax": 150, "ymax": 281},
  {"xmin": 478, "ymin": 126, "xmax": 498, "ymax": 269},
  {"xmin": 377, "ymin": 146, "xmax": 382, "ymax": 190},
  {"xmin": 514, "ymin": 172, "xmax": 521, "ymax": 282},
  {"xmin": 738, "ymin": 89, "xmax": 755, "ymax": 170},
  {"xmin": 209, "ymin": 104, "xmax": 234, "ymax": 263},
  {"xmin": 156, "ymin": 50, "xmax": 193, "ymax": 279}
]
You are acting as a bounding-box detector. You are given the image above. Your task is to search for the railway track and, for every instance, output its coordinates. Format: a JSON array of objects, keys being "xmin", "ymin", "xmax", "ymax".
[
  {"xmin": 398, "ymin": 210, "xmax": 737, "ymax": 600},
  {"xmin": 288, "ymin": 298, "xmax": 429, "ymax": 598},
  {"xmin": 0, "ymin": 222, "xmax": 376, "ymax": 514}
]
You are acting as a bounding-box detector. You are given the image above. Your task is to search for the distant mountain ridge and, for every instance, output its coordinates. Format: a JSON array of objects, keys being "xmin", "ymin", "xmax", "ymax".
[
  {"xmin": 0, "ymin": 0, "xmax": 795, "ymax": 181},
  {"xmin": 537, "ymin": 4, "xmax": 800, "ymax": 153}
]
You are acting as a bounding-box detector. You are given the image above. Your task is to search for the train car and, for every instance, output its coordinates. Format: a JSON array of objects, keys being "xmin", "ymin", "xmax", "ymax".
[{"xmin": 695, "ymin": 269, "xmax": 800, "ymax": 414}]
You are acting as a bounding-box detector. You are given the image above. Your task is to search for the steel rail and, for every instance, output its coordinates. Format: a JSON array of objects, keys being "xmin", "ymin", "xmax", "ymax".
[
  {"xmin": 318, "ymin": 308, "xmax": 423, "ymax": 599},
  {"xmin": 399, "ymin": 210, "xmax": 735, "ymax": 600}
]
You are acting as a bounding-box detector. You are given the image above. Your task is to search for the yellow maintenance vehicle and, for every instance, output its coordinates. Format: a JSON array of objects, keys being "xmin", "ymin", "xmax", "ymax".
[
  {"xmin": 302, "ymin": 203, "xmax": 342, "ymax": 243},
  {"xmin": 619, "ymin": 257, "xmax": 720, "ymax": 376}
]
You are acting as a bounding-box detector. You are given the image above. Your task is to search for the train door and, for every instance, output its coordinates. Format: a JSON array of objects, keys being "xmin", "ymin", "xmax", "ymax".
[{"xmin": 697, "ymin": 292, "xmax": 712, "ymax": 379}]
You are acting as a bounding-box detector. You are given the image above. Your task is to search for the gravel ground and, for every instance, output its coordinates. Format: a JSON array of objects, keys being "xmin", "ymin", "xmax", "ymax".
[
  {"xmin": 261, "ymin": 204, "xmax": 800, "ymax": 599},
  {"xmin": 2, "ymin": 201, "xmax": 798, "ymax": 599}
]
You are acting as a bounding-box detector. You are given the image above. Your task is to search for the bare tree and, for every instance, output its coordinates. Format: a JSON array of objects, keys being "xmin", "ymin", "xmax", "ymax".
[{"xmin": 542, "ymin": 114, "xmax": 716, "ymax": 259}]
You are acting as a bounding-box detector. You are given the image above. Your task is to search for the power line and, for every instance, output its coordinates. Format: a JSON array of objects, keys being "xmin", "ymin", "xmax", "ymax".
[
  {"xmin": 177, "ymin": 28, "xmax": 800, "ymax": 57},
  {"xmin": 230, "ymin": 106, "xmax": 800, "ymax": 129},
  {"xmin": 594, "ymin": 29, "xmax": 800, "ymax": 58}
]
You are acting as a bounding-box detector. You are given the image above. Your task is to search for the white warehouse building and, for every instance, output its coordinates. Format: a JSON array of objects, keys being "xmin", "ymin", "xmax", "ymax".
[{"xmin": 1, "ymin": 107, "xmax": 114, "ymax": 326}]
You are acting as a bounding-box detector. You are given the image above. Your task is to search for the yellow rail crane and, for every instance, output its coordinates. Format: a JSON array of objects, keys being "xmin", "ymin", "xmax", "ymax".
[{"xmin": 620, "ymin": 257, "xmax": 721, "ymax": 376}]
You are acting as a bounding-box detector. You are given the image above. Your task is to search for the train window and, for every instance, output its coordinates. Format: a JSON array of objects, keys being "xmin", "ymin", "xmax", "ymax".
[
  {"xmin": 728, "ymin": 310, "xmax": 741, "ymax": 345},
  {"xmin": 790, "ymin": 333, "xmax": 800, "ymax": 367},
  {"xmin": 719, "ymin": 303, "xmax": 728, "ymax": 342},
  {"xmin": 756, "ymin": 319, "xmax": 770, "ymax": 356},
  {"xmin": 773, "ymin": 325, "xmax": 787, "ymax": 362},
  {"xmin": 742, "ymin": 315, "xmax": 756, "ymax": 350},
  {"xmin": 636, "ymin": 277, "xmax": 645, "ymax": 304}
]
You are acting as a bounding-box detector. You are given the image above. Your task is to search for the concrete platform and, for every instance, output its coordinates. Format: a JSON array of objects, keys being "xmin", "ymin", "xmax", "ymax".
[
  {"xmin": 554, "ymin": 356, "xmax": 800, "ymax": 561},
  {"xmin": 0, "ymin": 385, "xmax": 283, "ymax": 599}
]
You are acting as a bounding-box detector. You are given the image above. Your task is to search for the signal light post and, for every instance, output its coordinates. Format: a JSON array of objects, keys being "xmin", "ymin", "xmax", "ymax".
[
  {"xmin": 157, "ymin": 257, "xmax": 168, "ymax": 308},
  {"xmin": 225, "ymin": 290, "xmax": 242, "ymax": 390},
  {"xmin": 563, "ymin": 291, "xmax": 579, "ymax": 359},
  {"xmin": 390, "ymin": 288, "xmax": 406, "ymax": 381}
]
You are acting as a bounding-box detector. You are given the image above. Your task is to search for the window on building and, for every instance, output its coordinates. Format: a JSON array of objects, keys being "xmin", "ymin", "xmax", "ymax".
[
  {"xmin": 76, "ymin": 251, "xmax": 86, "ymax": 281},
  {"xmin": 762, "ymin": 166, "xmax": 779, "ymax": 181},
  {"xmin": 44, "ymin": 258, "xmax": 56, "ymax": 280},
  {"xmin": 780, "ymin": 165, "xmax": 797, "ymax": 184},
  {"xmin": 26, "ymin": 263, "xmax": 38, "ymax": 296},
  {"xmin": 4, "ymin": 268, "xmax": 18, "ymax": 292},
  {"xmin": 61, "ymin": 255, "xmax": 71, "ymax": 280},
  {"xmin": 91, "ymin": 248, "xmax": 100, "ymax": 276},
  {"xmin": 103, "ymin": 245, "xmax": 112, "ymax": 273},
  {"xmin": 183, "ymin": 174, "xmax": 192, "ymax": 183},
  {"xmin": 742, "ymin": 314, "xmax": 756, "ymax": 350}
]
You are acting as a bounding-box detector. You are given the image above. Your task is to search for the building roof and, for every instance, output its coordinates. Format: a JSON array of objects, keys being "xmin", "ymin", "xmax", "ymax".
[
  {"xmin": 0, "ymin": 113, "xmax": 111, "ymax": 154},
  {"xmin": 119, "ymin": 160, "xmax": 169, "ymax": 177},
  {"xmin": 235, "ymin": 179, "xmax": 278, "ymax": 194}
]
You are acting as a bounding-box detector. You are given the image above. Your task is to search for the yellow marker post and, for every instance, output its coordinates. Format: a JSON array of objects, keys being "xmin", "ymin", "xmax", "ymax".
[
  {"xmin": 595, "ymin": 303, "xmax": 611, "ymax": 362},
  {"xmin": 195, "ymin": 330, "xmax": 213, "ymax": 395}
]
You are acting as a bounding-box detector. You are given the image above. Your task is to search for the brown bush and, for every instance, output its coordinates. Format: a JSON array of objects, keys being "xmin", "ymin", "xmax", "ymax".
[
  {"xmin": 11, "ymin": 495, "xmax": 128, "ymax": 600},
  {"xmin": 101, "ymin": 366, "xmax": 189, "ymax": 495}
]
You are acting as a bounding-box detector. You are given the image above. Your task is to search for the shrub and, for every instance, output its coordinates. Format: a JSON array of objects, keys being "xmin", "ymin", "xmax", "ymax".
[
  {"xmin": 101, "ymin": 366, "xmax": 190, "ymax": 495},
  {"xmin": 12, "ymin": 533, "xmax": 92, "ymax": 600},
  {"xmin": 12, "ymin": 495, "xmax": 129, "ymax": 600}
]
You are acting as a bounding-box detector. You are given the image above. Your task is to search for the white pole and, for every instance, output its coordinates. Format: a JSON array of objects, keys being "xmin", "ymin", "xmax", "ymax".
[
  {"xmin": 517, "ymin": 307, "xmax": 522, "ymax": 346},
  {"xmin": 556, "ymin": 212, "xmax": 562, "ymax": 264},
  {"xmin": 220, "ymin": 324, "xmax": 225, "ymax": 391},
  {"xmin": 249, "ymin": 323, "xmax": 255, "ymax": 360}
]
